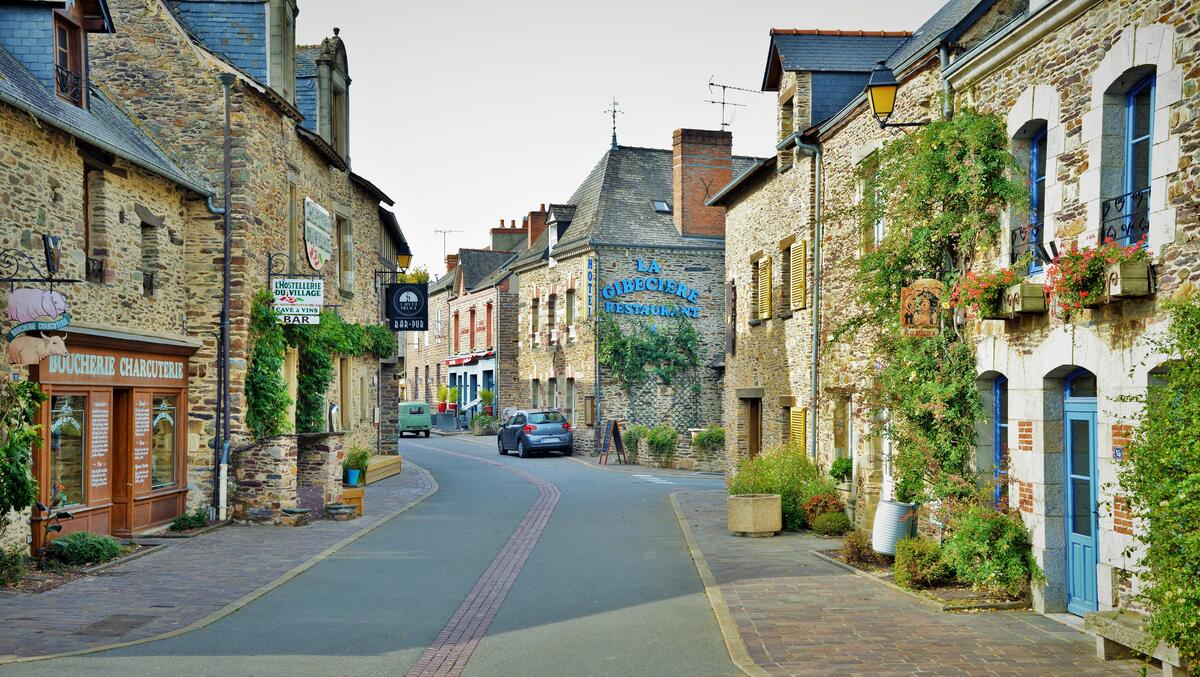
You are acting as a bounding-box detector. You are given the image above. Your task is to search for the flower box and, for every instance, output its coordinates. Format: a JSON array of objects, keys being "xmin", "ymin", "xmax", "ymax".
[
  {"xmin": 999, "ymin": 283, "xmax": 1047, "ymax": 316},
  {"xmin": 1103, "ymin": 260, "xmax": 1152, "ymax": 299}
]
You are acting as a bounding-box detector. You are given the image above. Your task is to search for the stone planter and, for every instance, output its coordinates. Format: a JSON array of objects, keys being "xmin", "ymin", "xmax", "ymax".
[
  {"xmin": 688, "ymin": 428, "xmax": 705, "ymax": 443},
  {"xmin": 872, "ymin": 499, "xmax": 918, "ymax": 555},
  {"xmin": 728, "ymin": 494, "xmax": 782, "ymax": 537}
]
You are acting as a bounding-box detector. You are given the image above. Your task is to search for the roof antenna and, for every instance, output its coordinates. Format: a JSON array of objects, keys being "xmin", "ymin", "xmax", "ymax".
[
  {"xmin": 434, "ymin": 229, "xmax": 464, "ymax": 265},
  {"xmin": 705, "ymin": 77, "xmax": 760, "ymax": 130},
  {"xmin": 603, "ymin": 97, "xmax": 623, "ymax": 150}
]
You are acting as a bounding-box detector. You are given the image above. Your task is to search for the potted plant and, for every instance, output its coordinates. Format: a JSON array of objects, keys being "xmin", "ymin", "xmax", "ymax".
[
  {"xmin": 437, "ymin": 385, "xmax": 448, "ymax": 414},
  {"xmin": 447, "ymin": 386, "xmax": 459, "ymax": 413},
  {"xmin": 480, "ymin": 388, "xmax": 494, "ymax": 416},
  {"xmin": 1044, "ymin": 237, "xmax": 1151, "ymax": 320},
  {"xmin": 343, "ymin": 446, "xmax": 372, "ymax": 487}
]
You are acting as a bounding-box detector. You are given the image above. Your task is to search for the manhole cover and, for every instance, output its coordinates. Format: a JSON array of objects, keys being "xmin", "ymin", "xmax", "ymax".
[{"xmin": 73, "ymin": 614, "xmax": 158, "ymax": 638}]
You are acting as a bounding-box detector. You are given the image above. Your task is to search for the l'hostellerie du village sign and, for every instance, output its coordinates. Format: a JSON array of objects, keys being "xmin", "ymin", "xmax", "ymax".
[{"xmin": 600, "ymin": 258, "xmax": 703, "ymax": 318}]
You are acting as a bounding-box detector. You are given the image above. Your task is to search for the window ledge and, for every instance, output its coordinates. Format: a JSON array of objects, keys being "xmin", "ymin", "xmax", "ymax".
[
  {"xmin": 777, "ymin": 310, "xmax": 793, "ymax": 320},
  {"xmin": 748, "ymin": 318, "xmax": 762, "ymax": 327},
  {"xmin": 340, "ymin": 288, "xmax": 355, "ymax": 299}
]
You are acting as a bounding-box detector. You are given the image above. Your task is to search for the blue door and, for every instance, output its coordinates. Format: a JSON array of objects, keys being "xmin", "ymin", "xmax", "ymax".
[{"xmin": 1064, "ymin": 369, "xmax": 1099, "ymax": 616}]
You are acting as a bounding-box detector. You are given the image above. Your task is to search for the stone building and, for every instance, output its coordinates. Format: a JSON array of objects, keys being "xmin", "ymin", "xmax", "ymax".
[
  {"xmin": 405, "ymin": 264, "xmax": 453, "ymax": 410},
  {"xmin": 509, "ymin": 131, "xmax": 759, "ymax": 469},
  {"xmin": 0, "ymin": 0, "xmax": 216, "ymax": 551},
  {"xmin": 717, "ymin": 0, "xmax": 1200, "ymax": 624},
  {"xmin": 79, "ymin": 0, "xmax": 405, "ymax": 522}
]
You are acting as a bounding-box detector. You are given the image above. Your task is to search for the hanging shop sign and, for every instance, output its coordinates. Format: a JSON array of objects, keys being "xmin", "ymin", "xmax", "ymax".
[
  {"xmin": 599, "ymin": 258, "xmax": 703, "ymax": 318},
  {"xmin": 385, "ymin": 283, "xmax": 428, "ymax": 331},
  {"xmin": 271, "ymin": 277, "xmax": 324, "ymax": 325},
  {"xmin": 2, "ymin": 235, "xmax": 76, "ymax": 365},
  {"xmin": 304, "ymin": 198, "xmax": 333, "ymax": 271},
  {"xmin": 900, "ymin": 278, "xmax": 944, "ymax": 337}
]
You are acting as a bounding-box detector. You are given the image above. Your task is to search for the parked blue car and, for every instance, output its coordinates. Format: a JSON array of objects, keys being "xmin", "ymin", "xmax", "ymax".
[{"xmin": 497, "ymin": 409, "xmax": 574, "ymax": 458}]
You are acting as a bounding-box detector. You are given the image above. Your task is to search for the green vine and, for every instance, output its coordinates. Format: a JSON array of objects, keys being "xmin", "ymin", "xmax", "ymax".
[
  {"xmin": 851, "ymin": 109, "xmax": 1026, "ymax": 503},
  {"xmin": 596, "ymin": 313, "xmax": 699, "ymax": 392},
  {"xmin": 0, "ymin": 379, "xmax": 45, "ymax": 539},
  {"xmin": 1117, "ymin": 292, "xmax": 1200, "ymax": 664},
  {"xmin": 246, "ymin": 290, "xmax": 292, "ymax": 438},
  {"xmin": 246, "ymin": 289, "xmax": 397, "ymax": 437}
]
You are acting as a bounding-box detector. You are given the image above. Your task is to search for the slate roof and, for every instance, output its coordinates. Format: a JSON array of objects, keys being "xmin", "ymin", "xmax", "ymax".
[
  {"xmin": 0, "ymin": 44, "xmax": 211, "ymax": 196},
  {"xmin": 513, "ymin": 146, "xmax": 760, "ymax": 269},
  {"xmin": 429, "ymin": 270, "xmax": 454, "ymax": 295},
  {"xmin": 165, "ymin": 0, "xmax": 268, "ymax": 83},
  {"xmin": 296, "ymin": 46, "xmax": 319, "ymax": 78},
  {"xmin": 885, "ymin": 0, "xmax": 995, "ymax": 71},
  {"xmin": 456, "ymin": 249, "xmax": 515, "ymax": 292},
  {"xmin": 763, "ymin": 30, "xmax": 910, "ymax": 90}
]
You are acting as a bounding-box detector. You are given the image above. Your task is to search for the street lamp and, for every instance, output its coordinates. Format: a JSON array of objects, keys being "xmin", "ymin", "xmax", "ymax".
[{"xmin": 864, "ymin": 60, "xmax": 927, "ymax": 129}]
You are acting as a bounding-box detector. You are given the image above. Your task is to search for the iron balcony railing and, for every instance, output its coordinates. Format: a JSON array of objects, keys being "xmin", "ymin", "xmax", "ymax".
[
  {"xmin": 1100, "ymin": 187, "xmax": 1150, "ymax": 246},
  {"xmin": 85, "ymin": 256, "xmax": 105, "ymax": 283},
  {"xmin": 1010, "ymin": 214, "xmax": 1044, "ymax": 269},
  {"xmin": 55, "ymin": 65, "xmax": 82, "ymax": 106}
]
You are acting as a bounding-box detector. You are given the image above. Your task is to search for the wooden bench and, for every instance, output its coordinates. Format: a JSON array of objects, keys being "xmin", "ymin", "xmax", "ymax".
[
  {"xmin": 1086, "ymin": 610, "xmax": 1191, "ymax": 676},
  {"xmin": 365, "ymin": 454, "xmax": 403, "ymax": 485}
]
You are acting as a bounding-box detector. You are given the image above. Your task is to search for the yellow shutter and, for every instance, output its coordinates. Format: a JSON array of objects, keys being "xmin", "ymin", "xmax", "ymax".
[
  {"xmin": 757, "ymin": 257, "xmax": 772, "ymax": 320},
  {"xmin": 791, "ymin": 240, "xmax": 807, "ymax": 310},
  {"xmin": 789, "ymin": 407, "xmax": 807, "ymax": 445}
]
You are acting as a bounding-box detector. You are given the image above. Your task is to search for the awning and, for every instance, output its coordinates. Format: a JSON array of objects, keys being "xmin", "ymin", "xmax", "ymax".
[{"xmin": 444, "ymin": 350, "xmax": 495, "ymax": 367}]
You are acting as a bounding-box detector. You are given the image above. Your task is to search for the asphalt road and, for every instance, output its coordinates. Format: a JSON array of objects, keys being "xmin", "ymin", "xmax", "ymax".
[{"xmin": 4, "ymin": 435, "xmax": 736, "ymax": 677}]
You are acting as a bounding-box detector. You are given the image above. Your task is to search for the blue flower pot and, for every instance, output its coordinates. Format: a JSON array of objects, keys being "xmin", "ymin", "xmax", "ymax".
[{"xmin": 346, "ymin": 469, "xmax": 361, "ymax": 486}]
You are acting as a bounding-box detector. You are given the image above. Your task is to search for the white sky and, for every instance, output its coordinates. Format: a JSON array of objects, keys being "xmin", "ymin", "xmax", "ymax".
[{"xmin": 296, "ymin": 0, "xmax": 946, "ymax": 275}]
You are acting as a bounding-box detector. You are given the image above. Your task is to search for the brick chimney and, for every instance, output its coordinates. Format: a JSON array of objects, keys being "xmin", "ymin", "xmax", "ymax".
[
  {"xmin": 445, "ymin": 254, "xmax": 458, "ymax": 272},
  {"xmin": 490, "ymin": 217, "xmax": 528, "ymax": 252},
  {"xmin": 526, "ymin": 203, "xmax": 548, "ymax": 248},
  {"xmin": 672, "ymin": 129, "xmax": 733, "ymax": 238}
]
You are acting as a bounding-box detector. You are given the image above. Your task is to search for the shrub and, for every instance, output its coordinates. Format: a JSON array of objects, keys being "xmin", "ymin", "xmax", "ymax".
[
  {"xmin": 893, "ymin": 537, "xmax": 952, "ymax": 590},
  {"xmin": 49, "ymin": 532, "xmax": 122, "ymax": 566},
  {"xmin": 940, "ymin": 504, "xmax": 1041, "ymax": 597},
  {"xmin": 811, "ymin": 511, "xmax": 852, "ymax": 536},
  {"xmin": 472, "ymin": 413, "xmax": 497, "ymax": 428},
  {"xmin": 829, "ymin": 456, "xmax": 853, "ymax": 482},
  {"xmin": 343, "ymin": 446, "xmax": 372, "ymax": 471},
  {"xmin": 693, "ymin": 425, "xmax": 725, "ymax": 452},
  {"xmin": 1, "ymin": 380, "xmax": 45, "ymax": 541},
  {"xmin": 1, "ymin": 546, "xmax": 27, "ymax": 587},
  {"xmin": 841, "ymin": 529, "xmax": 876, "ymax": 565},
  {"xmin": 623, "ymin": 424, "xmax": 649, "ymax": 455},
  {"xmin": 437, "ymin": 384, "xmax": 449, "ymax": 403},
  {"xmin": 728, "ymin": 442, "xmax": 836, "ymax": 530},
  {"xmin": 170, "ymin": 507, "xmax": 210, "ymax": 532},
  {"xmin": 803, "ymin": 493, "xmax": 845, "ymax": 524},
  {"xmin": 646, "ymin": 425, "xmax": 678, "ymax": 460}
]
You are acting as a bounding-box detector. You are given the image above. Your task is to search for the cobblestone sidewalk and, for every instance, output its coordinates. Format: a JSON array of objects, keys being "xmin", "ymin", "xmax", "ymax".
[
  {"xmin": 0, "ymin": 463, "xmax": 435, "ymax": 662},
  {"xmin": 675, "ymin": 490, "xmax": 1142, "ymax": 677}
]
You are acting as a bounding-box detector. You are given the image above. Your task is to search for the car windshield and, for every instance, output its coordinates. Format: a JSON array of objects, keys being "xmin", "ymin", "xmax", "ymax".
[
  {"xmin": 528, "ymin": 412, "xmax": 565, "ymax": 424},
  {"xmin": 408, "ymin": 407, "xmax": 424, "ymax": 414}
]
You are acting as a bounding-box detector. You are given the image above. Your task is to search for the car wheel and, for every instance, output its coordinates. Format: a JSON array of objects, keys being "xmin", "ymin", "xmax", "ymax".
[
  {"xmin": 561, "ymin": 447, "xmax": 574, "ymax": 456},
  {"xmin": 498, "ymin": 437, "xmax": 507, "ymax": 455},
  {"xmin": 518, "ymin": 440, "xmax": 530, "ymax": 458},
  {"xmin": 424, "ymin": 430, "xmax": 430, "ymax": 438}
]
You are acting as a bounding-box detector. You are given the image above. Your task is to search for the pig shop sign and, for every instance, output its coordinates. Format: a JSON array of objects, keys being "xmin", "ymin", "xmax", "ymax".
[{"xmin": 600, "ymin": 259, "xmax": 703, "ymax": 318}]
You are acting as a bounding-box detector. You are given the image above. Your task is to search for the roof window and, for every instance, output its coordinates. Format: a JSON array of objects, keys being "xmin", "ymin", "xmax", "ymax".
[{"xmin": 651, "ymin": 200, "xmax": 672, "ymax": 214}]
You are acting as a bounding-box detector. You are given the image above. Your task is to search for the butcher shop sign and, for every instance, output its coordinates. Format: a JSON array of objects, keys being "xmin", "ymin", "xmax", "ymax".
[{"xmin": 3, "ymin": 234, "xmax": 74, "ymax": 366}]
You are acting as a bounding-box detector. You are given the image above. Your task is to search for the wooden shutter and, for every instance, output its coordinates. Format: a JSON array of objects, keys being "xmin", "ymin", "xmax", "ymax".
[
  {"xmin": 791, "ymin": 240, "xmax": 807, "ymax": 310},
  {"xmin": 789, "ymin": 407, "xmax": 807, "ymax": 445},
  {"xmin": 725, "ymin": 281, "xmax": 736, "ymax": 355},
  {"xmin": 757, "ymin": 257, "xmax": 772, "ymax": 320}
]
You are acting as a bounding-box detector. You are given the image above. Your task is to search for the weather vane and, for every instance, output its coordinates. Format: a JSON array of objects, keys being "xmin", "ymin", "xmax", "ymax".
[{"xmin": 603, "ymin": 97, "xmax": 623, "ymax": 150}]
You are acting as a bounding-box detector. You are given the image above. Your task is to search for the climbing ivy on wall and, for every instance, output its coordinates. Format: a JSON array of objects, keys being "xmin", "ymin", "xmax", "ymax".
[
  {"xmin": 0, "ymin": 379, "xmax": 45, "ymax": 539},
  {"xmin": 596, "ymin": 312, "xmax": 699, "ymax": 392},
  {"xmin": 848, "ymin": 109, "xmax": 1027, "ymax": 503},
  {"xmin": 246, "ymin": 291, "xmax": 398, "ymax": 438}
]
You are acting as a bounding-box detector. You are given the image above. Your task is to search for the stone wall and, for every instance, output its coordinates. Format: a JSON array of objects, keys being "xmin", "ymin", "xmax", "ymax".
[
  {"xmin": 233, "ymin": 435, "xmax": 298, "ymax": 523},
  {"xmin": 296, "ymin": 432, "xmax": 344, "ymax": 516}
]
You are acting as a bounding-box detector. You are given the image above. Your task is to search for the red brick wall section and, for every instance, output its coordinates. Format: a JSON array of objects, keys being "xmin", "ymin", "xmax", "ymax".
[
  {"xmin": 1113, "ymin": 495, "xmax": 1133, "ymax": 535},
  {"xmin": 525, "ymin": 207, "xmax": 548, "ymax": 249},
  {"xmin": 672, "ymin": 128, "xmax": 732, "ymax": 238},
  {"xmin": 1017, "ymin": 420, "xmax": 1033, "ymax": 452},
  {"xmin": 1111, "ymin": 424, "xmax": 1133, "ymax": 462},
  {"xmin": 1018, "ymin": 481, "xmax": 1034, "ymax": 513}
]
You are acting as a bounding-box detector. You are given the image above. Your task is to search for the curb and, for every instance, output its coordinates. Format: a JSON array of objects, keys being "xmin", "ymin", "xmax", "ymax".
[
  {"xmin": 0, "ymin": 462, "xmax": 440, "ymax": 666},
  {"xmin": 669, "ymin": 492, "xmax": 770, "ymax": 677},
  {"xmin": 566, "ymin": 454, "xmax": 723, "ymax": 481}
]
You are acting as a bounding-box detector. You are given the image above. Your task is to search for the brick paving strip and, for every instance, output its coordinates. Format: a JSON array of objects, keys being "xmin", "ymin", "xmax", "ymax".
[
  {"xmin": 0, "ymin": 462, "xmax": 437, "ymax": 665},
  {"xmin": 405, "ymin": 447, "xmax": 561, "ymax": 677},
  {"xmin": 673, "ymin": 490, "xmax": 1144, "ymax": 677}
]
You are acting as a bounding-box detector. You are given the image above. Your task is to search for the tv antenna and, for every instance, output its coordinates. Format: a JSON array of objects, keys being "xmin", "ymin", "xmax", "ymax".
[
  {"xmin": 706, "ymin": 78, "xmax": 760, "ymax": 130},
  {"xmin": 603, "ymin": 97, "xmax": 623, "ymax": 150},
  {"xmin": 434, "ymin": 229, "xmax": 463, "ymax": 264}
]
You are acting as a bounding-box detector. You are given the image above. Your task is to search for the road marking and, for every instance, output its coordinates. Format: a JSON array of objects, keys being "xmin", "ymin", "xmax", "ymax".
[
  {"xmin": 405, "ymin": 446, "xmax": 561, "ymax": 677},
  {"xmin": 633, "ymin": 473, "xmax": 675, "ymax": 485}
]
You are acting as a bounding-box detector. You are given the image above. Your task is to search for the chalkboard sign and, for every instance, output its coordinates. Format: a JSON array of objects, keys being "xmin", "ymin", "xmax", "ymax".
[{"xmin": 599, "ymin": 420, "xmax": 626, "ymax": 465}]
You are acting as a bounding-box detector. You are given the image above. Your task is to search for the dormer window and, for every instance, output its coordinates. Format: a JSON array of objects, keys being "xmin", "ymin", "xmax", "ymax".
[
  {"xmin": 268, "ymin": 0, "xmax": 299, "ymax": 104},
  {"xmin": 54, "ymin": 14, "xmax": 84, "ymax": 106}
]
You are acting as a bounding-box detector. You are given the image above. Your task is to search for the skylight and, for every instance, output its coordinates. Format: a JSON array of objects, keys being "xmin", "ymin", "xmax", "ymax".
[{"xmin": 651, "ymin": 200, "xmax": 672, "ymax": 214}]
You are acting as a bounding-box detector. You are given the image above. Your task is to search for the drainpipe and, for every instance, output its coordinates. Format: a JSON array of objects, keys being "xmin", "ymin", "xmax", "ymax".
[
  {"xmin": 940, "ymin": 44, "xmax": 953, "ymax": 120},
  {"xmin": 216, "ymin": 72, "xmax": 235, "ymax": 521},
  {"xmin": 591, "ymin": 240, "xmax": 602, "ymax": 454},
  {"xmin": 779, "ymin": 133, "xmax": 822, "ymax": 460}
]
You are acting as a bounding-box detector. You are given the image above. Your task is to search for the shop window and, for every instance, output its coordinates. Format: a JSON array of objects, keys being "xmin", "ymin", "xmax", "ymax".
[
  {"xmin": 151, "ymin": 395, "xmax": 177, "ymax": 489},
  {"xmin": 339, "ymin": 358, "xmax": 353, "ymax": 430},
  {"xmin": 49, "ymin": 394, "xmax": 87, "ymax": 507},
  {"xmin": 565, "ymin": 289, "xmax": 575, "ymax": 326}
]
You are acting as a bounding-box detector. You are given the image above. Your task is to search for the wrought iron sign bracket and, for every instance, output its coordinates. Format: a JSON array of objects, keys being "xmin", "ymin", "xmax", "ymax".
[{"xmin": 1, "ymin": 234, "xmax": 81, "ymax": 290}]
